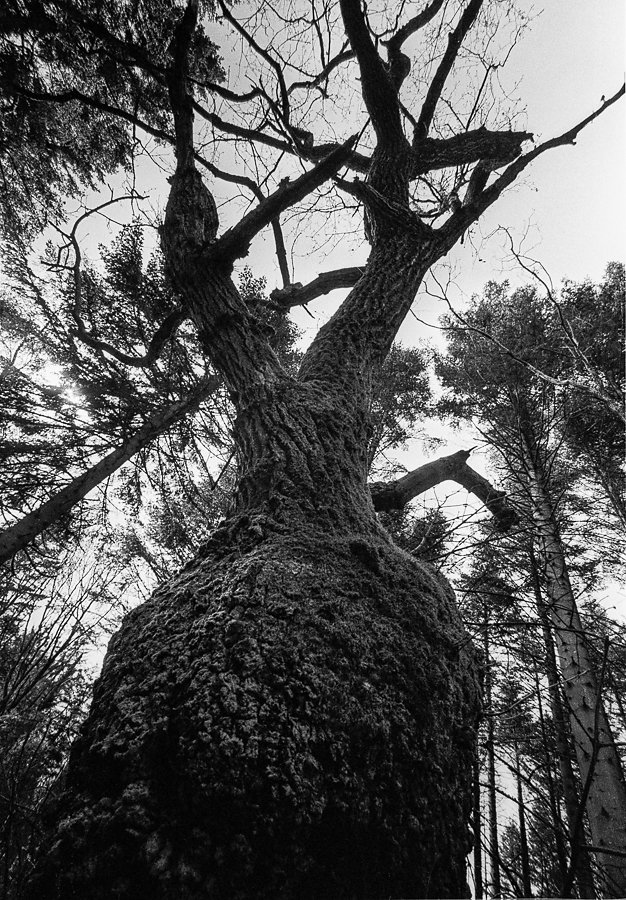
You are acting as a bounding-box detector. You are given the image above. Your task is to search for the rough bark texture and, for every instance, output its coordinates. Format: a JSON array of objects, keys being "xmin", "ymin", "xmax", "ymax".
[{"xmin": 29, "ymin": 509, "xmax": 479, "ymax": 899}]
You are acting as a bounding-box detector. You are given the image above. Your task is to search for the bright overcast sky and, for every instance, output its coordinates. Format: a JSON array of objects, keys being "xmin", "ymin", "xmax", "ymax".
[{"xmin": 443, "ymin": 0, "xmax": 625, "ymax": 288}]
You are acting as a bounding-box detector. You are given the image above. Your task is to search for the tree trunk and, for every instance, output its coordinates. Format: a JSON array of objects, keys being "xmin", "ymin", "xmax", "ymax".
[
  {"xmin": 533, "ymin": 661, "xmax": 570, "ymax": 893},
  {"xmin": 473, "ymin": 751, "xmax": 485, "ymax": 899},
  {"xmin": 514, "ymin": 742, "xmax": 532, "ymax": 898},
  {"xmin": 483, "ymin": 610, "xmax": 502, "ymax": 900},
  {"xmin": 530, "ymin": 549, "xmax": 596, "ymax": 898},
  {"xmin": 526, "ymin": 459, "xmax": 626, "ymax": 897},
  {"xmin": 26, "ymin": 325, "xmax": 481, "ymax": 899}
]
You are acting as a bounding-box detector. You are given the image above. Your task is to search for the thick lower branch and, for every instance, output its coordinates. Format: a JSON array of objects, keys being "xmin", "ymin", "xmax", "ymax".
[
  {"xmin": 412, "ymin": 127, "xmax": 533, "ymax": 175},
  {"xmin": 270, "ymin": 267, "xmax": 364, "ymax": 308},
  {"xmin": 369, "ymin": 449, "xmax": 517, "ymax": 530}
]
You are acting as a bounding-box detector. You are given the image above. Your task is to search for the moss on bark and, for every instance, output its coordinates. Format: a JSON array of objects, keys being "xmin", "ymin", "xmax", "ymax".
[{"xmin": 30, "ymin": 519, "xmax": 480, "ymax": 899}]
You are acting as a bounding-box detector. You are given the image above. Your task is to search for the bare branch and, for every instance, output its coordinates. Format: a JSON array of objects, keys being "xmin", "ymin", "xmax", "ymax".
[
  {"xmin": 370, "ymin": 449, "xmax": 517, "ymax": 530},
  {"xmin": 213, "ymin": 135, "xmax": 359, "ymax": 264},
  {"xmin": 270, "ymin": 217, "xmax": 291, "ymax": 287},
  {"xmin": 193, "ymin": 102, "xmax": 371, "ymax": 173},
  {"xmin": 412, "ymin": 127, "xmax": 533, "ymax": 175},
  {"xmin": 288, "ymin": 48, "xmax": 354, "ymax": 95},
  {"xmin": 271, "ymin": 267, "xmax": 364, "ymax": 308},
  {"xmin": 415, "ymin": 0, "xmax": 484, "ymax": 142},
  {"xmin": 439, "ymin": 84, "xmax": 625, "ymax": 247},
  {"xmin": 384, "ymin": 0, "xmax": 446, "ymax": 90},
  {"xmin": 217, "ymin": 0, "xmax": 290, "ymax": 125},
  {"xmin": 339, "ymin": 0, "xmax": 404, "ymax": 144},
  {"xmin": 385, "ymin": 0, "xmax": 447, "ymax": 55}
]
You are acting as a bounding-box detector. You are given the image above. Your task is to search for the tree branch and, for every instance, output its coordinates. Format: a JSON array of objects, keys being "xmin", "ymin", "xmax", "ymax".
[
  {"xmin": 288, "ymin": 48, "xmax": 354, "ymax": 95},
  {"xmin": 335, "ymin": 177, "xmax": 433, "ymax": 238},
  {"xmin": 50, "ymin": 195, "xmax": 185, "ymax": 369},
  {"xmin": 339, "ymin": 0, "xmax": 404, "ymax": 144},
  {"xmin": 370, "ymin": 449, "xmax": 517, "ymax": 530},
  {"xmin": 213, "ymin": 135, "xmax": 358, "ymax": 264},
  {"xmin": 217, "ymin": 0, "xmax": 290, "ymax": 124},
  {"xmin": 166, "ymin": 0, "xmax": 199, "ymax": 172},
  {"xmin": 8, "ymin": 83, "xmax": 172, "ymax": 146},
  {"xmin": 72, "ymin": 306, "xmax": 188, "ymax": 368},
  {"xmin": 385, "ymin": 0, "xmax": 447, "ymax": 56},
  {"xmin": 411, "ymin": 127, "xmax": 533, "ymax": 175},
  {"xmin": 270, "ymin": 267, "xmax": 365, "ymax": 308},
  {"xmin": 197, "ymin": 159, "xmax": 290, "ymax": 285},
  {"xmin": 193, "ymin": 103, "xmax": 371, "ymax": 173},
  {"xmin": 415, "ymin": 0, "xmax": 484, "ymax": 142},
  {"xmin": 438, "ymin": 84, "xmax": 625, "ymax": 248},
  {"xmin": 384, "ymin": 0, "xmax": 446, "ymax": 90}
]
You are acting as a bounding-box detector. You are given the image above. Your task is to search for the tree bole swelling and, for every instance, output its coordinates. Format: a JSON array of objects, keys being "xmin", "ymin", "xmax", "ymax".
[{"xmin": 29, "ymin": 410, "xmax": 481, "ymax": 897}]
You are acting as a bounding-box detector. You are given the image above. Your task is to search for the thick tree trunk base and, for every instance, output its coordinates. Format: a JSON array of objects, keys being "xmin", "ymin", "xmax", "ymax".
[{"xmin": 29, "ymin": 518, "xmax": 480, "ymax": 899}]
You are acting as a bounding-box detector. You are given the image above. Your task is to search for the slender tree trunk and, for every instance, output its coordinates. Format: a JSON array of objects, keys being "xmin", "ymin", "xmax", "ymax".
[
  {"xmin": 474, "ymin": 751, "xmax": 485, "ymax": 899},
  {"xmin": 533, "ymin": 662, "xmax": 570, "ymax": 892},
  {"xmin": 587, "ymin": 451, "xmax": 626, "ymax": 528},
  {"xmin": 514, "ymin": 741, "xmax": 533, "ymax": 898},
  {"xmin": 526, "ymin": 459, "xmax": 626, "ymax": 897},
  {"xmin": 530, "ymin": 549, "xmax": 596, "ymax": 898},
  {"xmin": 0, "ymin": 379, "xmax": 218, "ymax": 565},
  {"xmin": 483, "ymin": 608, "xmax": 502, "ymax": 900},
  {"xmin": 607, "ymin": 669, "xmax": 626, "ymax": 732}
]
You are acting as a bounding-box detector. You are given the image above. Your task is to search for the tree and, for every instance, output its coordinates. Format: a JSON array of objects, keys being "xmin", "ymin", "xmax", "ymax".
[
  {"xmin": 0, "ymin": 221, "xmax": 228, "ymax": 564},
  {"xmin": 0, "ymin": 1, "xmax": 622, "ymax": 897},
  {"xmin": 0, "ymin": 546, "xmax": 134, "ymax": 899},
  {"xmin": 437, "ymin": 280, "xmax": 626, "ymax": 895}
]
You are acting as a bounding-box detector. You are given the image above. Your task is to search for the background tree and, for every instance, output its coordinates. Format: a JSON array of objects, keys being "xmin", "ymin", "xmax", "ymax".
[{"xmin": 437, "ymin": 272, "xmax": 626, "ymax": 895}]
